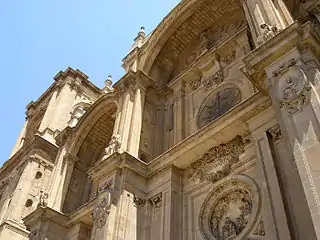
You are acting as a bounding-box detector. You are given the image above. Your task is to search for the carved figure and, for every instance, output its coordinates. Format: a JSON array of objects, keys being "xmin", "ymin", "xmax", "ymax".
[
  {"xmin": 37, "ymin": 190, "xmax": 48, "ymax": 208},
  {"xmin": 261, "ymin": 23, "xmax": 278, "ymax": 41},
  {"xmin": 222, "ymin": 217, "xmax": 237, "ymax": 239},
  {"xmin": 103, "ymin": 135, "xmax": 121, "ymax": 159}
]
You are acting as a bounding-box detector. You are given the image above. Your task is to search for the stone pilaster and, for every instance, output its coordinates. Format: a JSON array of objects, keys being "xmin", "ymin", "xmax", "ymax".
[
  {"xmin": 115, "ymin": 71, "xmax": 149, "ymax": 157},
  {"xmin": 128, "ymin": 85, "xmax": 146, "ymax": 157},
  {"xmin": 241, "ymin": 0, "xmax": 293, "ymax": 46},
  {"xmin": 247, "ymin": 109, "xmax": 292, "ymax": 240},
  {"xmin": 47, "ymin": 128, "xmax": 76, "ymax": 211},
  {"xmin": 265, "ymin": 48, "xmax": 320, "ymax": 238},
  {"xmin": 172, "ymin": 85, "xmax": 185, "ymax": 145}
]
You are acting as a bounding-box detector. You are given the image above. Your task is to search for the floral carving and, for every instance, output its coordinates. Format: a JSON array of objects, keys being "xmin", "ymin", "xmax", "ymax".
[
  {"xmin": 188, "ymin": 76, "xmax": 202, "ymax": 90},
  {"xmin": 188, "ymin": 136, "xmax": 244, "ymax": 183}
]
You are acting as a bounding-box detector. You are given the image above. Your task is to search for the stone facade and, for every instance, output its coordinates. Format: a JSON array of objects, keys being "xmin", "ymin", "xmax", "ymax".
[{"xmin": 1, "ymin": 0, "xmax": 320, "ymax": 239}]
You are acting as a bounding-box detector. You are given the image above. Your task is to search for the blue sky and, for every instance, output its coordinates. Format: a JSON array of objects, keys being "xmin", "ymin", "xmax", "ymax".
[{"xmin": 0, "ymin": 0, "xmax": 180, "ymax": 164}]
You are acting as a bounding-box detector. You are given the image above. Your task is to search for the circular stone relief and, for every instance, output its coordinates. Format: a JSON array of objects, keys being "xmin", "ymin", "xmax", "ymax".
[
  {"xmin": 277, "ymin": 68, "xmax": 306, "ymax": 102},
  {"xmin": 199, "ymin": 176, "xmax": 260, "ymax": 240}
]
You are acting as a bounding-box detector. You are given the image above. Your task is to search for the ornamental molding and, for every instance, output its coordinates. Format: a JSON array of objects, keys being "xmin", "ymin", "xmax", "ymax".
[
  {"xmin": 188, "ymin": 135, "xmax": 244, "ymax": 183},
  {"xmin": 199, "ymin": 177, "xmax": 260, "ymax": 240}
]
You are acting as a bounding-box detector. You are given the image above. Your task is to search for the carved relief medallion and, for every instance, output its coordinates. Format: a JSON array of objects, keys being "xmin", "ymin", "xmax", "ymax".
[
  {"xmin": 199, "ymin": 177, "xmax": 260, "ymax": 240},
  {"xmin": 273, "ymin": 59, "xmax": 311, "ymax": 114}
]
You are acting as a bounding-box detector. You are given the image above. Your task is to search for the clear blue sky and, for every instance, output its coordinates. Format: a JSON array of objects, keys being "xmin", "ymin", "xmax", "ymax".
[{"xmin": 0, "ymin": 0, "xmax": 180, "ymax": 164}]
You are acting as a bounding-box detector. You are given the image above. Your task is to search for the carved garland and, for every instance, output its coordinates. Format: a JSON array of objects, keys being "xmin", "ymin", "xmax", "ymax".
[{"xmin": 188, "ymin": 135, "xmax": 244, "ymax": 183}]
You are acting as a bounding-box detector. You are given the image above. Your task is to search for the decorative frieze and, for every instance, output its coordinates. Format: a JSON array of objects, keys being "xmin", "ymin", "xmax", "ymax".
[
  {"xmin": 188, "ymin": 135, "xmax": 244, "ymax": 183},
  {"xmin": 149, "ymin": 193, "xmax": 162, "ymax": 208}
]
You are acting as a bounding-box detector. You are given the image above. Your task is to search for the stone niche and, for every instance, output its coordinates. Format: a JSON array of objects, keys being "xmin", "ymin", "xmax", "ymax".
[{"xmin": 199, "ymin": 176, "xmax": 260, "ymax": 240}]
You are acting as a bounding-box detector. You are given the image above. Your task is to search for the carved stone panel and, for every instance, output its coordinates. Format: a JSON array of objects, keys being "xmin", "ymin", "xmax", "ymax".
[
  {"xmin": 188, "ymin": 135, "xmax": 244, "ymax": 183},
  {"xmin": 197, "ymin": 87, "xmax": 241, "ymax": 128},
  {"xmin": 199, "ymin": 177, "xmax": 260, "ymax": 240}
]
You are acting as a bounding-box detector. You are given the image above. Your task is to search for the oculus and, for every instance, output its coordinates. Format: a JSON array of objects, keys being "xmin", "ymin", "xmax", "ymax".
[{"xmin": 198, "ymin": 87, "xmax": 241, "ymax": 128}]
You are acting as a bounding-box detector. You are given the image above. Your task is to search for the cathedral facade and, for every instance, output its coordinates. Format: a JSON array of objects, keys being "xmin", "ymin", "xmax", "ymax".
[{"xmin": 1, "ymin": 0, "xmax": 320, "ymax": 239}]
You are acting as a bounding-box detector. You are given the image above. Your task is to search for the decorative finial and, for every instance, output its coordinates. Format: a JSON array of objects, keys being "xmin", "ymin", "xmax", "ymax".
[
  {"xmin": 105, "ymin": 74, "xmax": 113, "ymax": 87},
  {"xmin": 138, "ymin": 26, "xmax": 146, "ymax": 39}
]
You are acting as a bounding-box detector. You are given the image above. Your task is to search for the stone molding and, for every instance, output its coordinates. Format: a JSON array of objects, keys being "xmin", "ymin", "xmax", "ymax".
[{"xmin": 188, "ymin": 135, "xmax": 244, "ymax": 183}]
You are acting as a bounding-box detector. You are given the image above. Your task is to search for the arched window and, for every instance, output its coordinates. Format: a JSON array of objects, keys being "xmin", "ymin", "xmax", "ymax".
[{"xmin": 198, "ymin": 87, "xmax": 241, "ymax": 128}]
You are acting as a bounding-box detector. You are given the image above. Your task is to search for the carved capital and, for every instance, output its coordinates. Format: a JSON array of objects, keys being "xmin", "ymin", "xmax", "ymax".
[
  {"xmin": 149, "ymin": 193, "xmax": 162, "ymax": 208},
  {"xmin": 133, "ymin": 195, "xmax": 146, "ymax": 207},
  {"xmin": 268, "ymin": 124, "xmax": 283, "ymax": 142},
  {"xmin": 55, "ymin": 127, "xmax": 74, "ymax": 147}
]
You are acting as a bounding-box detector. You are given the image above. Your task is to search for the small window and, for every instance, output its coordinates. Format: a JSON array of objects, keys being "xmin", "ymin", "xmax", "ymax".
[{"xmin": 35, "ymin": 171, "xmax": 42, "ymax": 179}]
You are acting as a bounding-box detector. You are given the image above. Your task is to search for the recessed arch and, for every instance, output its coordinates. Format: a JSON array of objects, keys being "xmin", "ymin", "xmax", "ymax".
[{"xmin": 141, "ymin": 0, "xmax": 245, "ymax": 87}]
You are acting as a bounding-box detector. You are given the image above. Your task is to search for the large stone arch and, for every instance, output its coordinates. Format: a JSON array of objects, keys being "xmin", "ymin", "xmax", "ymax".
[{"xmin": 63, "ymin": 93, "xmax": 118, "ymax": 213}]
